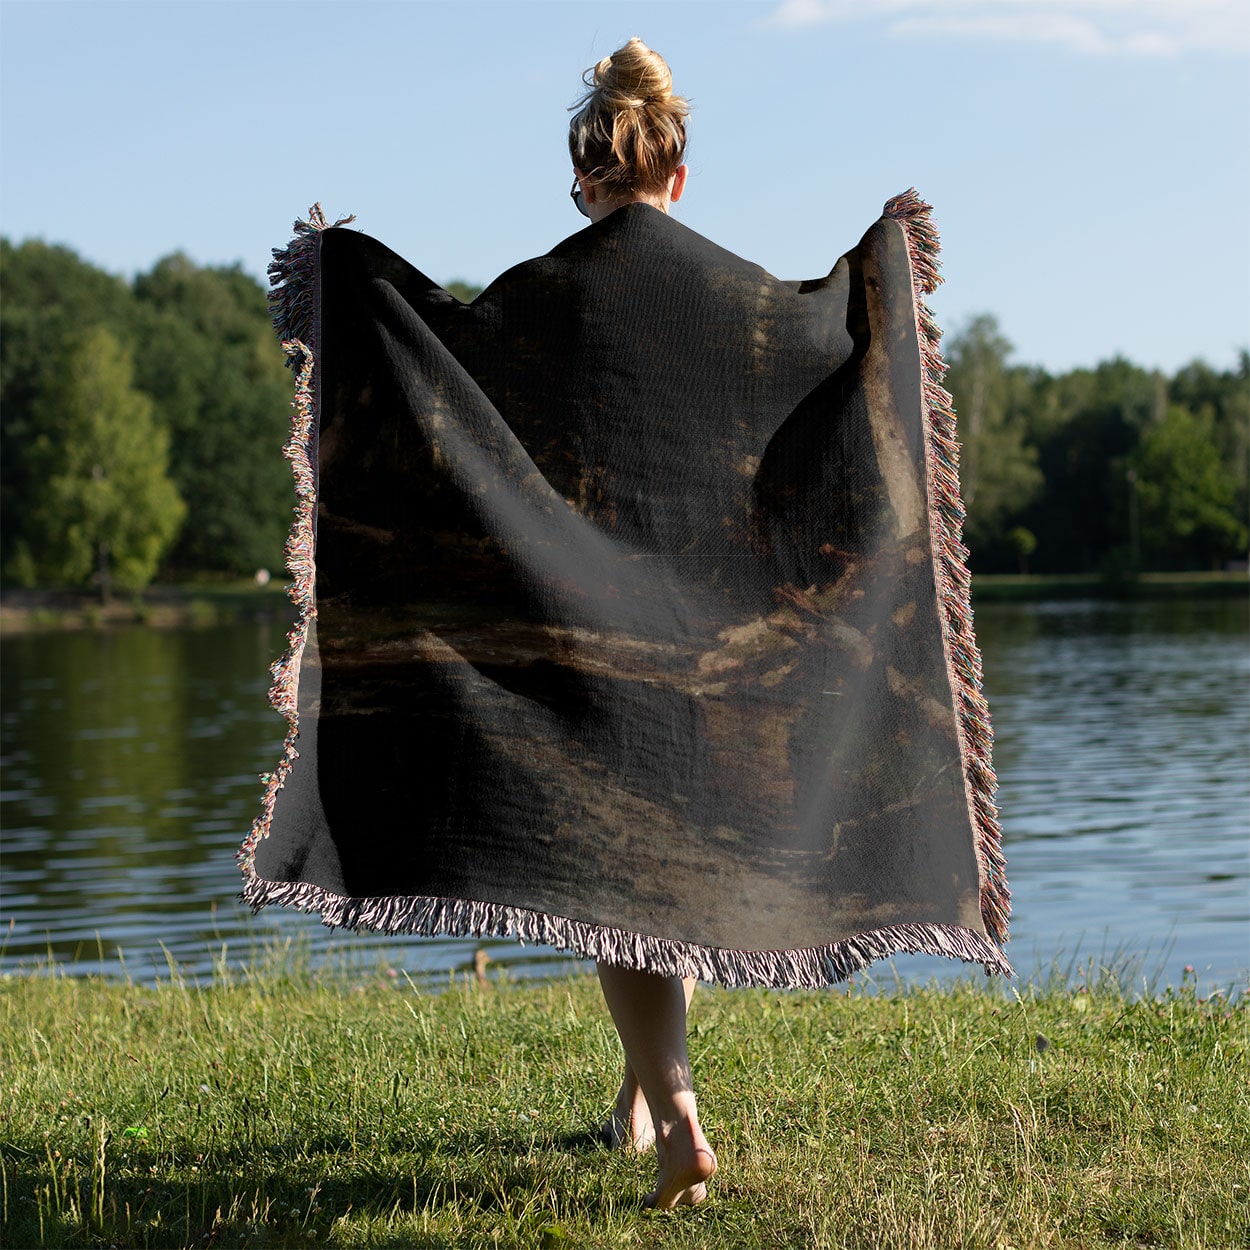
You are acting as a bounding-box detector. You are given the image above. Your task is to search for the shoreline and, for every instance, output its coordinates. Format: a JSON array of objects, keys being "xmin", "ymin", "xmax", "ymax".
[
  {"xmin": 1, "ymin": 571, "xmax": 1245, "ymax": 634},
  {"xmin": 970, "ymin": 569, "xmax": 1248, "ymax": 602},
  {"xmin": 0, "ymin": 582, "xmax": 295, "ymax": 634}
]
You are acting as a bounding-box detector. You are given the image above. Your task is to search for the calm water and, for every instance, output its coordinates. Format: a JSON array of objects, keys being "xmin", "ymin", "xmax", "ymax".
[{"xmin": 2, "ymin": 598, "xmax": 1247, "ymax": 991}]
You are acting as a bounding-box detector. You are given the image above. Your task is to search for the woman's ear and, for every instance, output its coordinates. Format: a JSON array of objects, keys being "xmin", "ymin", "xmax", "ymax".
[
  {"xmin": 574, "ymin": 168, "xmax": 599, "ymax": 206},
  {"xmin": 669, "ymin": 164, "xmax": 688, "ymax": 203}
]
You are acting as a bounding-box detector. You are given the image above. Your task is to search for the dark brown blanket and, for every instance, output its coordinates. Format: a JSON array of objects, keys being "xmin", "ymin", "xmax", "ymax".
[{"xmin": 239, "ymin": 191, "xmax": 1011, "ymax": 986}]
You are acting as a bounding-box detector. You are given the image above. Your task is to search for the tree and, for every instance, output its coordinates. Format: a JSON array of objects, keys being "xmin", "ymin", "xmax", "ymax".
[
  {"xmin": 1007, "ymin": 526, "xmax": 1037, "ymax": 575},
  {"xmin": 1169, "ymin": 353, "xmax": 1250, "ymax": 542},
  {"xmin": 1, "ymin": 239, "xmax": 138, "ymax": 578},
  {"xmin": 131, "ymin": 255, "xmax": 293, "ymax": 574},
  {"xmin": 445, "ymin": 279, "xmax": 483, "ymax": 303},
  {"xmin": 943, "ymin": 315, "xmax": 1043, "ymax": 562},
  {"xmin": 19, "ymin": 327, "xmax": 185, "ymax": 596},
  {"xmin": 1019, "ymin": 357, "xmax": 1160, "ymax": 573},
  {"xmin": 1131, "ymin": 405, "xmax": 1247, "ymax": 569}
]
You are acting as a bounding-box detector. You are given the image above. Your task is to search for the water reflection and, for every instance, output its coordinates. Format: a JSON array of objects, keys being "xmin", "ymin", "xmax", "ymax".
[{"xmin": 2, "ymin": 597, "xmax": 1246, "ymax": 990}]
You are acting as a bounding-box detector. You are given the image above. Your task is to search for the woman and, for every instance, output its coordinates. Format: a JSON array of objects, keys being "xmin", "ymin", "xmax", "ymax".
[
  {"xmin": 566, "ymin": 39, "xmax": 717, "ymax": 1209},
  {"xmin": 244, "ymin": 37, "xmax": 1010, "ymax": 1214}
]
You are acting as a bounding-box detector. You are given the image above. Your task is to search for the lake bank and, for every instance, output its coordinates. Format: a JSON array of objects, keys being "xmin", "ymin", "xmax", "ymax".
[
  {"xmin": 0, "ymin": 582, "xmax": 292, "ymax": 634},
  {"xmin": 971, "ymin": 569, "xmax": 1248, "ymax": 601},
  {"xmin": 1, "ymin": 571, "xmax": 1245, "ymax": 634},
  {"xmin": 3, "ymin": 968, "xmax": 1244, "ymax": 1249}
]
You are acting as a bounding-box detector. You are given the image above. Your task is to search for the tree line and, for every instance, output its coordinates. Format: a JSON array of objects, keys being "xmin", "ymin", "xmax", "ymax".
[
  {"xmin": 1, "ymin": 238, "xmax": 1246, "ymax": 595},
  {"xmin": 2, "ymin": 239, "xmax": 294, "ymax": 595},
  {"xmin": 945, "ymin": 316, "xmax": 1247, "ymax": 575}
]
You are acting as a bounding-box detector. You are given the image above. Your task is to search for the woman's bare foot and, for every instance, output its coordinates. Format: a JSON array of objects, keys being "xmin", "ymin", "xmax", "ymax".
[
  {"xmin": 594, "ymin": 966, "xmax": 712, "ymax": 1207},
  {"xmin": 601, "ymin": 1070, "xmax": 655, "ymax": 1151},
  {"xmin": 644, "ymin": 1116, "xmax": 717, "ymax": 1209}
]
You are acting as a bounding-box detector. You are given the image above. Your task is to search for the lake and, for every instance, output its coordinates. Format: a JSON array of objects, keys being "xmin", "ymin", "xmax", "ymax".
[{"xmin": 2, "ymin": 597, "xmax": 1246, "ymax": 993}]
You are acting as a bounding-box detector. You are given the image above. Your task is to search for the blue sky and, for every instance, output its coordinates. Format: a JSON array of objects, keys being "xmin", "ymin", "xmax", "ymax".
[{"xmin": 2, "ymin": 0, "xmax": 1247, "ymax": 375}]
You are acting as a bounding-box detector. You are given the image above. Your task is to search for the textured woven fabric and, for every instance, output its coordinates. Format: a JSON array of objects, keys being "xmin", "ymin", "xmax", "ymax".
[{"xmin": 239, "ymin": 195, "xmax": 1011, "ymax": 987}]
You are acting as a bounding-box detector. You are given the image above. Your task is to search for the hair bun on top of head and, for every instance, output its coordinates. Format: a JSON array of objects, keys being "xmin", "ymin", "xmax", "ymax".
[
  {"xmin": 569, "ymin": 37, "xmax": 689, "ymax": 196},
  {"xmin": 592, "ymin": 35, "xmax": 675, "ymax": 107}
]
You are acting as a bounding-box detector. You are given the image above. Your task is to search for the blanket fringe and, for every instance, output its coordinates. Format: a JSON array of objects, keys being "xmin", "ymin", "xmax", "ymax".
[
  {"xmin": 266, "ymin": 203, "xmax": 355, "ymax": 360},
  {"xmin": 240, "ymin": 873, "xmax": 1013, "ymax": 987},
  {"xmin": 883, "ymin": 188, "xmax": 1011, "ymax": 947},
  {"xmin": 238, "ymin": 204, "xmax": 348, "ymax": 877}
]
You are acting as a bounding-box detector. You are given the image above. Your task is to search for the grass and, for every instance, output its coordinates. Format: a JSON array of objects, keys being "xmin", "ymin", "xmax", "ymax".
[
  {"xmin": 1, "ymin": 958, "xmax": 1246, "ymax": 1249},
  {"xmin": 0, "ymin": 580, "xmax": 292, "ymax": 633},
  {"xmin": 971, "ymin": 571, "xmax": 1248, "ymax": 602}
]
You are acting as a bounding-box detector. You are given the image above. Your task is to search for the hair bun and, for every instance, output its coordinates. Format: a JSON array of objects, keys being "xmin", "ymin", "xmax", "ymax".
[
  {"xmin": 594, "ymin": 36, "xmax": 673, "ymax": 109},
  {"xmin": 569, "ymin": 38, "xmax": 689, "ymax": 197}
]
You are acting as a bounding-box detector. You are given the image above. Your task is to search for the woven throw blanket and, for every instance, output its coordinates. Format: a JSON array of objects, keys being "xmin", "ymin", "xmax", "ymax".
[{"xmin": 239, "ymin": 191, "xmax": 1012, "ymax": 987}]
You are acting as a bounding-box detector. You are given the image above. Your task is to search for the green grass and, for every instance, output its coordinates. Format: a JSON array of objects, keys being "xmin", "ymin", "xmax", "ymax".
[
  {"xmin": 971, "ymin": 571, "xmax": 1248, "ymax": 601},
  {"xmin": 2, "ymin": 960, "xmax": 1246, "ymax": 1249},
  {"xmin": 0, "ymin": 580, "xmax": 293, "ymax": 633}
]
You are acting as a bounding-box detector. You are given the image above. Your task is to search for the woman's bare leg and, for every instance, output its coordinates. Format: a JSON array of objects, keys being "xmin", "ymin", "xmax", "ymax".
[
  {"xmin": 602, "ymin": 978, "xmax": 696, "ymax": 1152},
  {"xmin": 596, "ymin": 964, "xmax": 716, "ymax": 1208}
]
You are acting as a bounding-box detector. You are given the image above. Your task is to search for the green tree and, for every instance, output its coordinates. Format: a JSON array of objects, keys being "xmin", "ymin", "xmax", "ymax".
[
  {"xmin": 1021, "ymin": 357, "xmax": 1160, "ymax": 573},
  {"xmin": 1006, "ymin": 526, "xmax": 1037, "ymax": 574},
  {"xmin": 131, "ymin": 255, "xmax": 292, "ymax": 574},
  {"xmin": 445, "ymin": 279, "xmax": 483, "ymax": 303},
  {"xmin": 1169, "ymin": 353, "xmax": 1250, "ymax": 540},
  {"xmin": 1131, "ymin": 405, "xmax": 1246, "ymax": 569},
  {"xmin": 19, "ymin": 327, "xmax": 185, "ymax": 596},
  {"xmin": 943, "ymin": 315, "xmax": 1043, "ymax": 561},
  {"xmin": 1, "ymin": 239, "xmax": 138, "ymax": 578}
]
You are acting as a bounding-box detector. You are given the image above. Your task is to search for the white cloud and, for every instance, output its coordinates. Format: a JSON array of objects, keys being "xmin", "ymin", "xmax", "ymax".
[{"xmin": 767, "ymin": 0, "xmax": 1250, "ymax": 57}]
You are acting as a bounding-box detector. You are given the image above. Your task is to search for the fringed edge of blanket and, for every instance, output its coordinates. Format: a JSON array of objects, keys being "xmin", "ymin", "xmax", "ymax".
[
  {"xmin": 265, "ymin": 203, "xmax": 354, "ymax": 352},
  {"xmin": 240, "ymin": 874, "xmax": 1014, "ymax": 987},
  {"xmin": 883, "ymin": 188, "xmax": 1011, "ymax": 950},
  {"xmin": 238, "ymin": 205, "xmax": 350, "ymax": 882}
]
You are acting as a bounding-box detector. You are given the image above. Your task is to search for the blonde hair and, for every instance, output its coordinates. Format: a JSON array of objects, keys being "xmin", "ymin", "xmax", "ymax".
[{"xmin": 568, "ymin": 38, "xmax": 689, "ymax": 197}]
